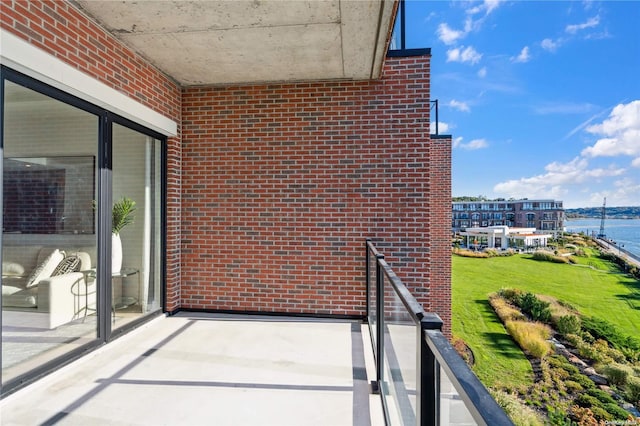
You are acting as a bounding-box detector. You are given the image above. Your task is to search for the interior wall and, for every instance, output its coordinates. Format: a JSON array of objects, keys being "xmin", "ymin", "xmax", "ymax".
[{"xmin": 3, "ymin": 84, "xmax": 99, "ymax": 251}]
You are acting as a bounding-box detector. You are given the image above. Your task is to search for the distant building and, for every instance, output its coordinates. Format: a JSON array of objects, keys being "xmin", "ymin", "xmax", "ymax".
[
  {"xmin": 459, "ymin": 226, "xmax": 553, "ymax": 250},
  {"xmin": 452, "ymin": 199, "xmax": 564, "ymax": 232}
]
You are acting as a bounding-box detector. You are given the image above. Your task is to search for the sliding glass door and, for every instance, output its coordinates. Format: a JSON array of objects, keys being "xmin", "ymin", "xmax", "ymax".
[
  {"xmin": 111, "ymin": 123, "xmax": 162, "ymax": 329},
  {"xmin": 1, "ymin": 68, "xmax": 165, "ymax": 394},
  {"xmin": 1, "ymin": 79, "xmax": 99, "ymax": 385}
]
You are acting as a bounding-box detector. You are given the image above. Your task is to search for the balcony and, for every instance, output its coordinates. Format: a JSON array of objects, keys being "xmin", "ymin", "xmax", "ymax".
[{"xmin": 1, "ymin": 241, "xmax": 510, "ymax": 425}]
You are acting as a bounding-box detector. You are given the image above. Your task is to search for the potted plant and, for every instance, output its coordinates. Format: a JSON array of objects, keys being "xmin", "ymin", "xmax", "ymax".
[{"xmin": 112, "ymin": 197, "xmax": 136, "ymax": 273}]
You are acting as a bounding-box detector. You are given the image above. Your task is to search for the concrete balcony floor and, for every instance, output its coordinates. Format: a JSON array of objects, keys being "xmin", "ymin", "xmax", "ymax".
[{"xmin": 1, "ymin": 313, "xmax": 385, "ymax": 425}]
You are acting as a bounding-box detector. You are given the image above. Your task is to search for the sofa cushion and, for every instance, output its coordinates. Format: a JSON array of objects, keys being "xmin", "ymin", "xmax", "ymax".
[
  {"xmin": 2, "ymin": 286, "xmax": 37, "ymax": 308},
  {"xmin": 25, "ymin": 249, "xmax": 64, "ymax": 288},
  {"xmin": 52, "ymin": 255, "xmax": 81, "ymax": 276}
]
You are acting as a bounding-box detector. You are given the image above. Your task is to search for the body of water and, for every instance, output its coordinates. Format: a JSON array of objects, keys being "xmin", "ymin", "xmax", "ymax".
[{"xmin": 565, "ymin": 218, "xmax": 640, "ymax": 258}]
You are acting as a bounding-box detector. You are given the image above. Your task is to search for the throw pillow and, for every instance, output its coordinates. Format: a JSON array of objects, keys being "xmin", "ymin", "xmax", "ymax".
[
  {"xmin": 25, "ymin": 249, "xmax": 64, "ymax": 288},
  {"xmin": 2, "ymin": 261, "xmax": 25, "ymax": 277},
  {"xmin": 52, "ymin": 255, "xmax": 81, "ymax": 276}
]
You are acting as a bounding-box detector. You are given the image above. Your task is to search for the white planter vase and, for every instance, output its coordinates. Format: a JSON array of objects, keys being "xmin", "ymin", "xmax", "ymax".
[{"xmin": 112, "ymin": 233, "xmax": 122, "ymax": 273}]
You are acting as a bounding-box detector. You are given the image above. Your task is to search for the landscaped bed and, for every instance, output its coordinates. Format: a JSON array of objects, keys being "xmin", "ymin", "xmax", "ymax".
[{"xmin": 452, "ymin": 239, "xmax": 640, "ymax": 424}]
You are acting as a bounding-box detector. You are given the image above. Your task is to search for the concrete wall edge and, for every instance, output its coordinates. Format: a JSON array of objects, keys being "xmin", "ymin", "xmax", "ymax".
[{"xmin": 0, "ymin": 29, "xmax": 177, "ymax": 137}]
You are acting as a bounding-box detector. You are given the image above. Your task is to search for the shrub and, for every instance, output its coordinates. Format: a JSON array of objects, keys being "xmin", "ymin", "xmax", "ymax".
[
  {"xmin": 484, "ymin": 248, "xmax": 499, "ymax": 257},
  {"xmin": 586, "ymin": 388, "xmax": 616, "ymax": 405},
  {"xmin": 490, "ymin": 390, "xmax": 545, "ymax": 426},
  {"xmin": 452, "ymin": 248, "xmax": 489, "ymax": 258},
  {"xmin": 570, "ymin": 372, "xmax": 596, "ymax": 390},
  {"xmin": 597, "ymin": 340, "xmax": 626, "ymax": 363},
  {"xmin": 546, "ymin": 406, "xmax": 571, "ymax": 426},
  {"xmin": 563, "ymin": 380, "xmax": 583, "ymax": 393},
  {"xmin": 603, "ymin": 363, "xmax": 633, "ymax": 386},
  {"xmin": 590, "ymin": 406, "xmax": 613, "ymax": 422},
  {"xmin": 506, "ymin": 320, "xmax": 553, "ymax": 358},
  {"xmin": 563, "ymin": 333, "xmax": 583, "ymax": 347},
  {"xmin": 621, "ymin": 347, "xmax": 640, "ymax": 363},
  {"xmin": 575, "ymin": 393, "xmax": 602, "ymax": 409},
  {"xmin": 518, "ymin": 292, "xmax": 552, "ymax": 323},
  {"xmin": 569, "ymin": 405, "xmax": 598, "ymax": 424},
  {"xmin": 603, "ymin": 402, "xmax": 632, "ymax": 420},
  {"xmin": 532, "ymin": 250, "xmax": 569, "ymax": 264},
  {"xmin": 627, "ymin": 375, "xmax": 640, "ymax": 403},
  {"xmin": 547, "ymin": 355, "xmax": 581, "ymax": 377},
  {"xmin": 582, "ymin": 317, "xmax": 640, "ymax": 360},
  {"xmin": 489, "ymin": 294, "xmax": 526, "ymax": 322},
  {"xmin": 499, "ymin": 288, "xmax": 523, "ymax": 304},
  {"xmin": 556, "ymin": 315, "xmax": 581, "ymax": 336}
]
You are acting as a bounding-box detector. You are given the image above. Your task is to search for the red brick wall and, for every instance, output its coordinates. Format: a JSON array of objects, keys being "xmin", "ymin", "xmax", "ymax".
[
  {"xmin": 429, "ymin": 135, "xmax": 453, "ymax": 331},
  {"xmin": 1, "ymin": 0, "xmax": 183, "ymax": 311},
  {"xmin": 181, "ymin": 55, "xmax": 452, "ymax": 325}
]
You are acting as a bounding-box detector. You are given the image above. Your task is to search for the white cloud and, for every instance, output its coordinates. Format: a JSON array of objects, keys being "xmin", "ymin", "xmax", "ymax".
[
  {"xmin": 467, "ymin": 0, "xmax": 503, "ymax": 16},
  {"xmin": 464, "ymin": 17, "xmax": 474, "ymax": 33},
  {"xmin": 454, "ymin": 137, "xmax": 488, "ymax": 150},
  {"xmin": 483, "ymin": 0, "xmax": 502, "ymax": 15},
  {"xmin": 512, "ymin": 46, "xmax": 531, "ymax": 63},
  {"xmin": 587, "ymin": 178, "xmax": 640, "ymax": 207},
  {"xmin": 497, "ymin": 100, "xmax": 639, "ymax": 206},
  {"xmin": 447, "ymin": 46, "xmax": 482, "ymax": 65},
  {"xmin": 582, "ymin": 100, "xmax": 640, "ymax": 158},
  {"xmin": 493, "ymin": 157, "xmax": 625, "ymax": 199},
  {"xmin": 449, "ymin": 100, "xmax": 470, "ymax": 112},
  {"xmin": 431, "ymin": 122, "xmax": 450, "ymax": 134},
  {"xmin": 566, "ymin": 15, "xmax": 600, "ymax": 34},
  {"xmin": 541, "ymin": 38, "xmax": 559, "ymax": 52},
  {"xmin": 477, "ymin": 67, "xmax": 487, "ymax": 78},
  {"xmin": 437, "ymin": 23, "xmax": 465, "ymax": 45}
]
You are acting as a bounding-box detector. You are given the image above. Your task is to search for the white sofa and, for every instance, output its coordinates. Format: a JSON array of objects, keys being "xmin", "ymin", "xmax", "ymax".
[{"xmin": 2, "ymin": 245, "xmax": 95, "ymax": 329}]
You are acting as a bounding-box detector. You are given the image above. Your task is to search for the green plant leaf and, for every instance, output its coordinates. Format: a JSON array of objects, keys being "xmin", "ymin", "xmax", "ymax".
[{"xmin": 112, "ymin": 197, "xmax": 136, "ymax": 234}]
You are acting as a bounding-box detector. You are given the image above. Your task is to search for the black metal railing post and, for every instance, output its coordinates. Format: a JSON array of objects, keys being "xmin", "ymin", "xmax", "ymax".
[
  {"xmin": 430, "ymin": 99, "xmax": 439, "ymax": 135},
  {"xmin": 419, "ymin": 314, "xmax": 444, "ymax": 426},
  {"xmin": 365, "ymin": 239, "xmax": 371, "ymax": 318},
  {"xmin": 375, "ymin": 250, "xmax": 385, "ymax": 390},
  {"xmin": 364, "ymin": 239, "xmax": 512, "ymax": 425},
  {"xmin": 366, "ymin": 239, "xmax": 385, "ymax": 394}
]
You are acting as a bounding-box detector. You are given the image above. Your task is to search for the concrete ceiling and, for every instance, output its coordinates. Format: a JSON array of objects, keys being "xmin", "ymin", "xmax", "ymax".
[{"xmin": 73, "ymin": 0, "xmax": 396, "ymax": 86}]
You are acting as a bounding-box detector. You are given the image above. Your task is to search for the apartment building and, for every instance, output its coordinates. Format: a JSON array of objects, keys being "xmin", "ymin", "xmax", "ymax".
[{"xmin": 452, "ymin": 199, "xmax": 564, "ymax": 232}]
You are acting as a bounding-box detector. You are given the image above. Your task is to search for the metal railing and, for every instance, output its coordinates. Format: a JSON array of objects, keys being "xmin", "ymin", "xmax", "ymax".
[{"xmin": 366, "ymin": 239, "xmax": 513, "ymax": 426}]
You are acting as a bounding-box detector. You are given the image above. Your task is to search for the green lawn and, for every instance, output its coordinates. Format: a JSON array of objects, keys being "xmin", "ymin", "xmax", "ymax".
[{"xmin": 452, "ymin": 253, "xmax": 640, "ymax": 388}]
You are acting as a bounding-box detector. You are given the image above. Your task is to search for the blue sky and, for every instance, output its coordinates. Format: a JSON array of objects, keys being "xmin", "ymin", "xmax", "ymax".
[{"xmin": 403, "ymin": 0, "xmax": 640, "ymax": 208}]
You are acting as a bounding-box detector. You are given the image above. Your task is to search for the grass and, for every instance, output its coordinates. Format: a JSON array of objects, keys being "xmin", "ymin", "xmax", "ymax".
[
  {"xmin": 452, "ymin": 252, "xmax": 640, "ymax": 388},
  {"xmin": 567, "ymin": 247, "xmax": 621, "ymax": 272}
]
